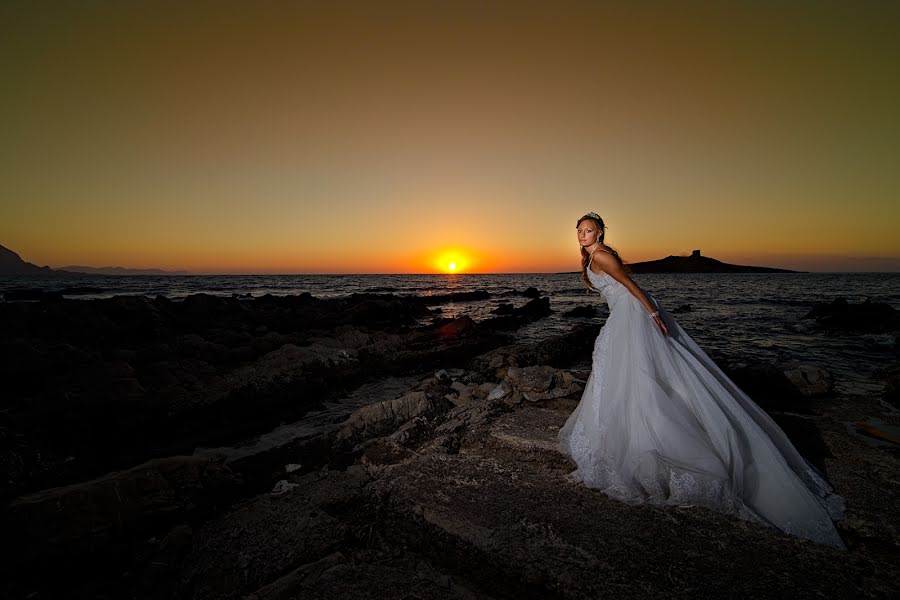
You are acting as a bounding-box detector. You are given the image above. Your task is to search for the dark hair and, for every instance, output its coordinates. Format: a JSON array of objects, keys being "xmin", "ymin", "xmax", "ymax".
[{"xmin": 577, "ymin": 213, "xmax": 626, "ymax": 290}]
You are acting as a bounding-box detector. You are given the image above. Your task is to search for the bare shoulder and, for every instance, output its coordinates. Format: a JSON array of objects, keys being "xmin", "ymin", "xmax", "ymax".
[{"xmin": 590, "ymin": 247, "xmax": 620, "ymax": 273}]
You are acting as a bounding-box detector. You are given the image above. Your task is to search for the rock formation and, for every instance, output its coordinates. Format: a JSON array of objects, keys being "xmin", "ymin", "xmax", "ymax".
[
  {"xmin": 3, "ymin": 324, "xmax": 898, "ymax": 599},
  {"xmin": 2, "ymin": 284, "xmax": 898, "ymax": 599}
]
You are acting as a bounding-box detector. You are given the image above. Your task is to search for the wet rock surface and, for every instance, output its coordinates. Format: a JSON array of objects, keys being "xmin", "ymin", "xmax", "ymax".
[
  {"xmin": 2, "ymin": 296, "xmax": 899, "ymax": 599},
  {"xmin": 0, "ymin": 292, "xmax": 553, "ymax": 499}
]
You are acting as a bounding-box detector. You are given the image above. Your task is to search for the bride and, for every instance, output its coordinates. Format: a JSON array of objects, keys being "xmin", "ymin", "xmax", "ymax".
[{"xmin": 558, "ymin": 212, "xmax": 845, "ymax": 548}]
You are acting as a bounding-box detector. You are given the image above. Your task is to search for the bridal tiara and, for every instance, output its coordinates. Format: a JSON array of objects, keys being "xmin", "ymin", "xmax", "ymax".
[{"xmin": 586, "ymin": 212, "xmax": 601, "ymax": 220}]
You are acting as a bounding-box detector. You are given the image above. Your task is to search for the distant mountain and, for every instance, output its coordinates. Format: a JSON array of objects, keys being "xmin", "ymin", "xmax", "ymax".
[
  {"xmin": 58, "ymin": 265, "xmax": 190, "ymax": 276},
  {"xmin": 0, "ymin": 244, "xmax": 76, "ymax": 277},
  {"xmin": 628, "ymin": 250, "xmax": 798, "ymax": 274},
  {"xmin": 1, "ymin": 244, "xmax": 189, "ymax": 277}
]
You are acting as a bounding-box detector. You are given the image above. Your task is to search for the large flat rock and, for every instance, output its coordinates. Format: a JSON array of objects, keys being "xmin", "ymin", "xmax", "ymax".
[
  {"xmin": 245, "ymin": 550, "xmax": 494, "ymax": 600},
  {"xmin": 484, "ymin": 403, "xmax": 576, "ymax": 470},
  {"xmin": 369, "ymin": 405, "xmax": 872, "ymax": 599},
  {"xmin": 176, "ymin": 466, "xmax": 372, "ymax": 600}
]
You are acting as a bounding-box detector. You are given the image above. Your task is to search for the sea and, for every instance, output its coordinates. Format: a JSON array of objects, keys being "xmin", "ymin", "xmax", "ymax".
[{"xmin": 3, "ymin": 272, "xmax": 899, "ymax": 398}]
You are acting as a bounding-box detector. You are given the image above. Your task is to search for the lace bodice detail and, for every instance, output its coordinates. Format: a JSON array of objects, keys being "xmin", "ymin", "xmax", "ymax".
[
  {"xmin": 586, "ymin": 268, "xmax": 615, "ymax": 294},
  {"xmin": 586, "ymin": 251, "xmax": 628, "ymax": 301}
]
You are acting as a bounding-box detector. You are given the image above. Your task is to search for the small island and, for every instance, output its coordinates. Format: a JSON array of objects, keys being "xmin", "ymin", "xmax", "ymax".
[{"xmin": 628, "ymin": 249, "xmax": 798, "ymax": 274}]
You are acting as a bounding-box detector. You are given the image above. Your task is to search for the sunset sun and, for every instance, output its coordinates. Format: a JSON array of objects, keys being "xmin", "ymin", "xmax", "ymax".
[{"xmin": 429, "ymin": 248, "xmax": 474, "ymax": 274}]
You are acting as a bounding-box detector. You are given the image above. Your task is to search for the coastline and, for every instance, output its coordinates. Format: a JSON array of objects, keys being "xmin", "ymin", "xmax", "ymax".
[{"xmin": 1, "ymin": 289, "xmax": 898, "ymax": 598}]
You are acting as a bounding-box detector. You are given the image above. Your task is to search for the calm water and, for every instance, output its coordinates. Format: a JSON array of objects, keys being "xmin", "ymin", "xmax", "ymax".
[{"xmin": 4, "ymin": 272, "xmax": 899, "ymax": 397}]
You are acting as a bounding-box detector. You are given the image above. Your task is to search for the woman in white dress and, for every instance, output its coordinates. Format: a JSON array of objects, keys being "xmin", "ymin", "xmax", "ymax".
[{"xmin": 558, "ymin": 212, "xmax": 845, "ymax": 548}]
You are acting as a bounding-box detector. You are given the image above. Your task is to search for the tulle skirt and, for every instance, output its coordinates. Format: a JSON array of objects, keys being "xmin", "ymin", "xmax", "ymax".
[{"xmin": 558, "ymin": 292, "xmax": 845, "ymax": 548}]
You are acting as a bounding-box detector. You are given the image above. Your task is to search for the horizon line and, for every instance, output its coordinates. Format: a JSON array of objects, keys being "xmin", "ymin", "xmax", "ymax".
[{"xmin": 39, "ymin": 269, "xmax": 900, "ymax": 276}]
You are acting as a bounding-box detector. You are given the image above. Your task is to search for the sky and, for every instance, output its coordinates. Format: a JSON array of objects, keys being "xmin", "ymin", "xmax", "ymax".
[{"xmin": 2, "ymin": 1, "xmax": 899, "ymax": 274}]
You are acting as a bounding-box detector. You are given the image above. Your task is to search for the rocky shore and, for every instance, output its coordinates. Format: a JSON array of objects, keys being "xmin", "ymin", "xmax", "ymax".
[{"xmin": 2, "ymin": 293, "xmax": 899, "ymax": 599}]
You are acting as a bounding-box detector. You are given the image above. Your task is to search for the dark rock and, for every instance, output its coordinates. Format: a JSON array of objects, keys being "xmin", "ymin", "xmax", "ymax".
[
  {"xmin": 433, "ymin": 369, "xmax": 452, "ymax": 383},
  {"xmin": 137, "ymin": 524, "xmax": 194, "ymax": 599},
  {"xmin": 345, "ymin": 293, "xmax": 431, "ymax": 326},
  {"xmin": 722, "ymin": 363, "xmax": 809, "ymax": 414},
  {"xmin": 333, "ymin": 379, "xmax": 454, "ymax": 452},
  {"xmin": 519, "ymin": 296, "xmax": 551, "ymax": 317},
  {"xmin": 0, "ymin": 291, "xmax": 514, "ymax": 499},
  {"xmin": 564, "ymin": 305, "xmax": 597, "ymax": 318},
  {"xmin": 2, "ymin": 288, "xmax": 63, "ymax": 301},
  {"xmin": 501, "ymin": 365, "xmax": 582, "ymax": 402},
  {"xmin": 244, "ymin": 550, "xmax": 473, "ymax": 600},
  {"xmin": 243, "ymin": 552, "xmax": 348, "ymax": 600},
  {"xmin": 4, "ymin": 454, "xmax": 240, "ymax": 572},
  {"xmin": 804, "ymin": 297, "xmax": 899, "ymax": 332},
  {"xmin": 178, "ymin": 490, "xmax": 348, "ymax": 600},
  {"xmin": 472, "ymin": 325, "xmax": 601, "ymax": 375},
  {"xmin": 478, "ymin": 315, "xmax": 521, "ymax": 331},
  {"xmin": 434, "ymin": 315, "xmax": 477, "ymax": 338},
  {"xmin": 783, "ymin": 364, "xmax": 833, "ymax": 397},
  {"xmin": 5, "ymin": 343, "xmax": 900, "ymax": 599},
  {"xmin": 492, "ymin": 302, "xmax": 515, "ymax": 315}
]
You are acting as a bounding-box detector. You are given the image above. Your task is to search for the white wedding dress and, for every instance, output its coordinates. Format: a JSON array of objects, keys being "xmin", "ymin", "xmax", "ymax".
[{"xmin": 558, "ymin": 253, "xmax": 846, "ymax": 548}]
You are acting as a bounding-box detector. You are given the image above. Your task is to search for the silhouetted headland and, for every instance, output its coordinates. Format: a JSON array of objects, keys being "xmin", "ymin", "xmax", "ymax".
[
  {"xmin": 0, "ymin": 244, "xmax": 75, "ymax": 278},
  {"xmin": 0, "ymin": 244, "xmax": 187, "ymax": 277}
]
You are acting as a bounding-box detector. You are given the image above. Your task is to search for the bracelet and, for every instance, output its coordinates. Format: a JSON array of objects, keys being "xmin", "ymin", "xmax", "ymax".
[{"xmin": 648, "ymin": 310, "xmax": 660, "ymax": 318}]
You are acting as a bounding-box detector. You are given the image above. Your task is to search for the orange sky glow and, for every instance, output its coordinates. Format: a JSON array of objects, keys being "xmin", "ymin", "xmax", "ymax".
[{"xmin": 2, "ymin": 2, "xmax": 899, "ymax": 273}]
